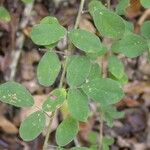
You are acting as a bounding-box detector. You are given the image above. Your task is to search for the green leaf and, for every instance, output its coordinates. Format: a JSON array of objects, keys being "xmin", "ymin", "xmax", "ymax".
[
  {"xmin": 21, "ymin": 0, "xmax": 34, "ymax": 4},
  {"xmin": 101, "ymin": 106, "xmax": 124, "ymax": 127},
  {"xmin": 56, "ymin": 117, "xmax": 79, "ymax": 146},
  {"xmin": 124, "ymin": 20, "xmax": 134, "ymax": 33},
  {"xmin": 108, "ymin": 56, "xmax": 124, "ymax": 79},
  {"xmin": 140, "ymin": 0, "xmax": 150, "ymax": 8},
  {"xmin": 66, "ymin": 55, "xmax": 91, "ymax": 87},
  {"xmin": 0, "ymin": 6, "xmax": 11, "ymax": 22},
  {"xmin": 19, "ymin": 111, "xmax": 45, "ymax": 141},
  {"xmin": 71, "ymin": 147, "xmax": 89, "ymax": 150},
  {"xmin": 88, "ymin": 63, "xmax": 102, "ymax": 80},
  {"xmin": 112, "ymin": 32, "xmax": 148, "ymax": 58},
  {"xmin": 90, "ymin": 6, "xmax": 125, "ymax": 39},
  {"xmin": 67, "ymin": 89, "xmax": 90, "ymax": 121},
  {"xmin": 37, "ymin": 51, "xmax": 61, "ymax": 86},
  {"xmin": 88, "ymin": 131, "xmax": 98, "ymax": 144},
  {"xmin": 69, "ymin": 29, "xmax": 102, "ymax": 53},
  {"xmin": 116, "ymin": 0, "xmax": 129, "ymax": 15},
  {"xmin": 81, "ymin": 78, "xmax": 124, "ymax": 106},
  {"xmin": 40, "ymin": 16, "xmax": 59, "ymax": 25},
  {"xmin": 89, "ymin": 0, "xmax": 107, "ymax": 16},
  {"xmin": 31, "ymin": 23, "xmax": 66, "ymax": 46},
  {"xmin": 141, "ymin": 21, "xmax": 150, "ymax": 40},
  {"xmin": 42, "ymin": 88, "xmax": 66, "ymax": 112},
  {"xmin": 102, "ymin": 136, "xmax": 114, "ymax": 150},
  {"xmin": 0, "ymin": 82, "xmax": 34, "ymax": 107}
]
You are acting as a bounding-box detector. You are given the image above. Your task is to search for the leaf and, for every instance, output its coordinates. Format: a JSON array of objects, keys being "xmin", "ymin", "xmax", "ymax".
[
  {"xmin": 56, "ymin": 117, "xmax": 79, "ymax": 146},
  {"xmin": 112, "ymin": 32, "xmax": 148, "ymax": 58},
  {"xmin": 30, "ymin": 23, "xmax": 66, "ymax": 46},
  {"xmin": 40, "ymin": 16, "xmax": 59, "ymax": 25},
  {"xmin": 124, "ymin": 20, "xmax": 134, "ymax": 33},
  {"xmin": 141, "ymin": 21, "xmax": 150, "ymax": 40},
  {"xmin": 71, "ymin": 147, "xmax": 89, "ymax": 150},
  {"xmin": 88, "ymin": 63, "xmax": 102, "ymax": 80},
  {"xmin": 42, "ymin": 88, "xmax": 66, "ymax": 112},
  {"xmin": 88, "ymin": 131, "xmax": 98, "ymax": 144},
  {"xmin": 89, "ymin": 4, "xmax": 125, "ymax": 39},
  {"xmin": 116, "ymin": 0, "xmax": 129, "ymax": 15},
  {"xmin": 0, "ymin": 82, "xmax": 34, "ymax": 107},
  {"xmin": 101, "ymin": 106, "xmax": 124, "ymax": 127},
  {"xmin": 102, "ymin": 136, "xmax": 114, "ymax": 150},
  {"xmin": 66, "ymin": 55, "xmax": 91, "ymax": 87},
  {"xmin": 69, "ymin": 29, "xmax": 102, "ymax": 53},
  {"xmin": 108, "ymin": 56, "xmax": 124, "ymax": 79},
  {"xmin": 21, "ymin": 0, "xmax": 34, "ymax": 4},
  {"xmin": 140, "ymin": 0, "xmax": 150, "ymax": 8},
  {"xmin": 19, "ymin": 111, "xmax": 45, "ymax": 141},
  {"xmin": 67, "ymin": 89, "xmax": 90, "ymax": 121},
  {"xmin": 37, "ymin": 51, "xmax": 61, "ymax": 86},
  {"xmin": 81, "ymin": 78, "xmax": 124, "ymax": 106},
  {"xmin": 0, "ymin": 6, "xmax": 11, "ymax": 22}
]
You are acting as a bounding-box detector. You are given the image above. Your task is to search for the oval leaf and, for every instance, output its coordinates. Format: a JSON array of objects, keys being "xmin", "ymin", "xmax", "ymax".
[
  {"xmin": 81, "ymin": 78, "xmax": 124, "ymax": 106},
  {"xmin": 0, "ymin": 6, "xmax": 11, "ymax": 22},
  {"xmin": 67, "ymin": 89, "xmax": 90, "ymax": 121},
  {"xmin": 31, "ymin": 23, "xmax": 66, "ymax": 45},
  {"xmin": 40, "ymin": 16, "xmax": 59, "ymax": 25},
  {"xmin": 19, "ymin": 111, "xmax": 45, "ymax": 141},
  {"xmin": 108, "ymin": 56, "xmax": 124, "ymax": 79},
  {"xmin": 116, "ymin": 0, "xmax": 129, "ymax": 15},
  {"xmin": 90, "ymin": 7, "xmax": 125, "ymax": 39},
  {"xmin": 140, "ymin": 0, "xmax": 150, "ymax": 8},
  {"xmin": 56, "ymin": 117, "xmax": 79, "ymax": 146},
  {"xmin": 37, "ymin": 51, "xmax": 61, "ymax": 86},
  {"xmin": 0, "ymin": 82, "xmax": 34, "ymax": 107},
  {"xmin": 112, "ymin": 32, "xmax": 149, "ymax": 58},
  {"xmin": 67, "ymin": 56, "xmax": 91, "ymax": 87},
  {"xmin": 141, "ymin": 21, "xmax": 150, "ymax": 40},
  {"xmin": 42, "ymin": 88, "xmax": 66, "ymax": 112},
  {"xmin": 69, "ymin": 29, "xmax": 102, "ymax": 53}
]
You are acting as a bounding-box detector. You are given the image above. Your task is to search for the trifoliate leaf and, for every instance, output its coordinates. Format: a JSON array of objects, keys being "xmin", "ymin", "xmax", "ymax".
[
  {"xmin": 0, "ymin": 6, "xmax": 11, "ymax": 22},
  {"xmin": 67, "ymin": 89, "xmax": 90, "ymax": 121},
  {"xmin": 37, "ymin": 51, "xmax": 61, "ymax": 86},
  {"xmin": 112, "ymin": 32, "xmax": 148, "ymax": 58},
  {"xmin": 141, "ymin": 21, "xmax": 150, "ymax": 40},
  {"xmin": 81, "ymin": 78, "xmax": 124, "ymax": 106},
  {"xmin": 31, "ymin": 23, "xmax": 66, "ymax": 46},
  {"xmin": 42, "ymin": 88, "xmax": 66, "ymax": 112},
  {"xmin": 19, "ymin": 111, "xmax": 45, "ymax": 141},
  {"xmin": 66, "ymin": 55, "xmax": 91, "ymax": 87},
  {"xmin": 69, "ymin": 29, "xmax": 102, "ymax": 53},
  {"xmin": 108, "ymin": 56, "xmax": 124, "ymax": 79},
  {"xmin": 56, "ymin": 117, "xmax": 79, "ymax": 146},
  {"xmin": 0, "ymin": 82, "xmax": 34, "ymax": 107}
]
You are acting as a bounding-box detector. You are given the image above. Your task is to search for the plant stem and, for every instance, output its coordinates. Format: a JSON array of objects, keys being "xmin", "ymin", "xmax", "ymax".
[
  {"xmin": 43, "ymin": 112, "xmax": 54, "ymax": 150},
  {"xmin": 74, "ymin": 0, "xmax": 85, "ymax": 29},
  {"xmin": 43, "ymin": 0, "xmax": 86, "ymax": 149},
  {"xmin": 99, "ymin": 110, "xmax": 103, "ymax": 150}
]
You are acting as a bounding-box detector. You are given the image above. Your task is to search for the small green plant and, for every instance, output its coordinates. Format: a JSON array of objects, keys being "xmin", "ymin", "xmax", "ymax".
[{"xmin": 0, "ymin": 0, "xmax": 149, "ymax": 149}]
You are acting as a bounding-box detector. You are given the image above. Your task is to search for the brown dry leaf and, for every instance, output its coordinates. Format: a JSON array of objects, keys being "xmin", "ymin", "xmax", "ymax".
[
  {"xmin": 116, "ymin": 97, "xmax": 140, "ymax": 108},
  {"xmin": 126, "ymin": 0, "xmax": 141, "ymax": 18},
  {"xmin": 0, "ymin": 115, "xmax": 18, "ymax": 134},
  {"xmin": 79, "ymin": 17, "xmax": 96, "ymax": 33}
]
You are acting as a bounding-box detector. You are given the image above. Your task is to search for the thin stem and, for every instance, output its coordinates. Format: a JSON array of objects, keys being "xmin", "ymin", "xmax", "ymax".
[
  {"xmin": 43, "ymin": 112, "xmax": 55, "ymax": 150},
  {"xmin": 74, "ymin": 0, "xmax": 85, "ymax": 29},
  {"xmin": 43, "ymin": 0, "xmax": 86, "ymax": 149},
  {"xmin": 99, "ymin": 110, "xmax": 103, "ymax": 150}
]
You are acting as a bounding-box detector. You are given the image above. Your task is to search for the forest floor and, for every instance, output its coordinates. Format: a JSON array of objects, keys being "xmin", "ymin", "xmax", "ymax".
[{"xmin": 0, "ymin": 0, "xmax": 150, "ymax": 150}]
